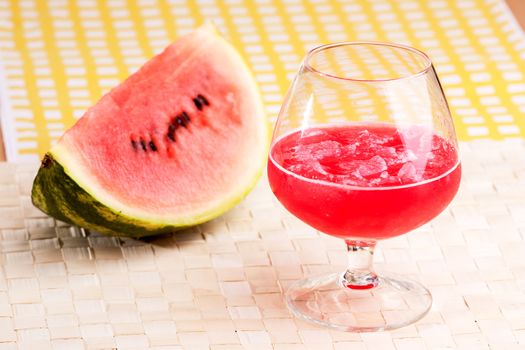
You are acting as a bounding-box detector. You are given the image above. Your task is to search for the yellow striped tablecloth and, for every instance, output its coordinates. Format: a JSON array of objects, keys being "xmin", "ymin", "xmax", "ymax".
[{"xmin": 0, "ymin": 0, "xmax": 524, "ymax": 161}]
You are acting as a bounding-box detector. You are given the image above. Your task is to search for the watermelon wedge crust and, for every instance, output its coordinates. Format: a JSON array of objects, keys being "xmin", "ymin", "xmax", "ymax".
[
  {"xmin": 31, "ymin": 24, "xmax": 268, "ymax": 237},
  {"xmin": 32, "ymin": 155, "xmax": 183, "ymax": 237}
]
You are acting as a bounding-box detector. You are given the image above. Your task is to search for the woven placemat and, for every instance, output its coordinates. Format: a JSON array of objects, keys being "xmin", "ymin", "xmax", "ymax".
[{"xmin": 0, "ymin": 139, "xmax": 524, "ymax": 349}]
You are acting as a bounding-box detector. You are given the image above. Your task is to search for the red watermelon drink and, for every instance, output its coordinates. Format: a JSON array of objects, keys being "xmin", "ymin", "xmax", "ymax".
[{"xmin": 268, "ymin": 123, "xmax": 461, "ymax": 241}]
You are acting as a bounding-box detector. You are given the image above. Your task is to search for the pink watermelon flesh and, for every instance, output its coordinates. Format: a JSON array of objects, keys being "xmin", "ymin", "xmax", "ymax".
[{"xmin": 55, "ymin": 25, "xmax": 267, "ymax": 219}]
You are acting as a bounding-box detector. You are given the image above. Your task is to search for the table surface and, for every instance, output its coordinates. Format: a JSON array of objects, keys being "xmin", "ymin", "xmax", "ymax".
[{"xmin": 0, "ymin": 139, "xmax": 524, "ymax": 349}]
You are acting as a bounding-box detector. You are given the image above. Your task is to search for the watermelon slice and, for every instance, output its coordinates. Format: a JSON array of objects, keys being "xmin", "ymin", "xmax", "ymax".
[{"xmin": 31, "ymin": 24, "xmax": 268, "ymax": 237}]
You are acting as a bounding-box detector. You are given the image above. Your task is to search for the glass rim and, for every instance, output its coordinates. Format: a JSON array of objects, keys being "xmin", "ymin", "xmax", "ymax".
[{"xmin": 303, "ymin": 41, "xmax": 433, "ymax": 82}]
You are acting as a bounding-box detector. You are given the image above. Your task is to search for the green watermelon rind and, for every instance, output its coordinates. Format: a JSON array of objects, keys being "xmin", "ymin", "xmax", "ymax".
[{"xmin": 31, "ymin": 152, "xmax": 264, "ymax": 238}]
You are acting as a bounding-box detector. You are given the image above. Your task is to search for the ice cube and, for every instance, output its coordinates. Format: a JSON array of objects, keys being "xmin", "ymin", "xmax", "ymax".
[
  {"xmin": 386, "ymin": 174, "xmax": 401, "ymax": 185},
  {"xmin": 310, "ymin": 160, "xmax": 329, "ymax": 176},
  {"xmin": 405, "ymin": 149, "xmax": 417, "ymax": 162},
  {"xmin": 288, "ymin": 164, "xmax": 305, "ymax": 174},
  {"xmin": 312, "ymin": 140, "xmax": 342, "ymax": 159},
  {"xmin": 343, "ymin": 143, "xmax": 357, "ymax": 155},
  {"xmin": 397, "ymin": 162, "xmax": 418, "ymax": 183},
  {"xmin": 400, "ymin": 125, "xmax": 433, "ymax": 154},
  {"xmin": 378, "ymin": 146, "xmax": 396, "ymax": 158},
  {"xmin": 358, "ymin": 130, "xmax": 370, "ymax": 138},
  {"xmin": 409, "ymin": 127, "xmax": 431, "ymax": 150},
  {"xmin": 351, "ymin": 169, "xmax": 364, "ymax": 180},
  {"xmin": 340, "ymin": 177, "xmax": 360, "ymax": 186},
  {"xmin": 293, "ymin": 144, "xmax": 317, "ymax": 162},
  {"xmin": 338, "ymin": 160, "xmax": 359, "ymax": 172},
  {"xmin": 358, "ymin": 156, "xmax": 388, "ymax": 177}
]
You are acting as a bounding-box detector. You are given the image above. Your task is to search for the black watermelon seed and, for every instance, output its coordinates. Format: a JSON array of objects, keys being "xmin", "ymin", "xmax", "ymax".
[
  {"xmin": 197, "ymin": 94, "xmax": 209, "ymax": 106},
  {"xmin": 149, "ymin": 141, "xmax": 157, "ymax": 152},
  {"xmin": 140, "ymin": 139, "xmax": 147, "ymax": 151},
  {"xmin": 193, "ymin": 97, "xmax": 203, "ymax": 111},
  {"xmin": 176, "ymin": 116, "xmax": 187, "ymax": 127},
  {"xmin": 167, "ymin": 124, "xmax": 176, "ymax": 142},
  {"xmin": 131, "ymin": 140, "xmax": 138, "ymax": 150},
  {"xmin": 181, "ymin": 111, "xmax": 190, "ymax": 122}
]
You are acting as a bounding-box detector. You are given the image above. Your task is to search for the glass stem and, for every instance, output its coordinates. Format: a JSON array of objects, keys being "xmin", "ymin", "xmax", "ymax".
[{"xmin": 340, "ymin": 240, "xmax": 379, "ymax": 289}]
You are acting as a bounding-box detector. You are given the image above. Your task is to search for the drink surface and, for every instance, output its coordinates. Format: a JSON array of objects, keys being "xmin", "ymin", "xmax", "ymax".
[{"xmin": 267, "ymin": 124, "xmax": 461, "ymax": 240}]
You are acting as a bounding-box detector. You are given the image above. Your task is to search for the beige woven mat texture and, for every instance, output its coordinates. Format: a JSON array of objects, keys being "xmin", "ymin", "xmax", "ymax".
[{"xmin": 0, "ymin": 139, "xmax": 525, "ymax": 350}]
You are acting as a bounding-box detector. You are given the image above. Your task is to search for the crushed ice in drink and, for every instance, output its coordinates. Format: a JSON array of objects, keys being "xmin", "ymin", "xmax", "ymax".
[
  {"xmin": 358, "ymin": 155, "xmax": 387, "ymax": 177},
  {"xmin": 397, "ymin": 162, "xmax": 419, "ymax": 183},
  {"xmin": 274, "ymin": 124, "xmax": 457, "ymax": 187}
]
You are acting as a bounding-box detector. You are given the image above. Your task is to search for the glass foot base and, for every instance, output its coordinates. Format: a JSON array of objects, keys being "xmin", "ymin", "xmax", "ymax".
[{"xmin": 285, "ymin": 272, "xmax": 432, "ymax": 332}]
